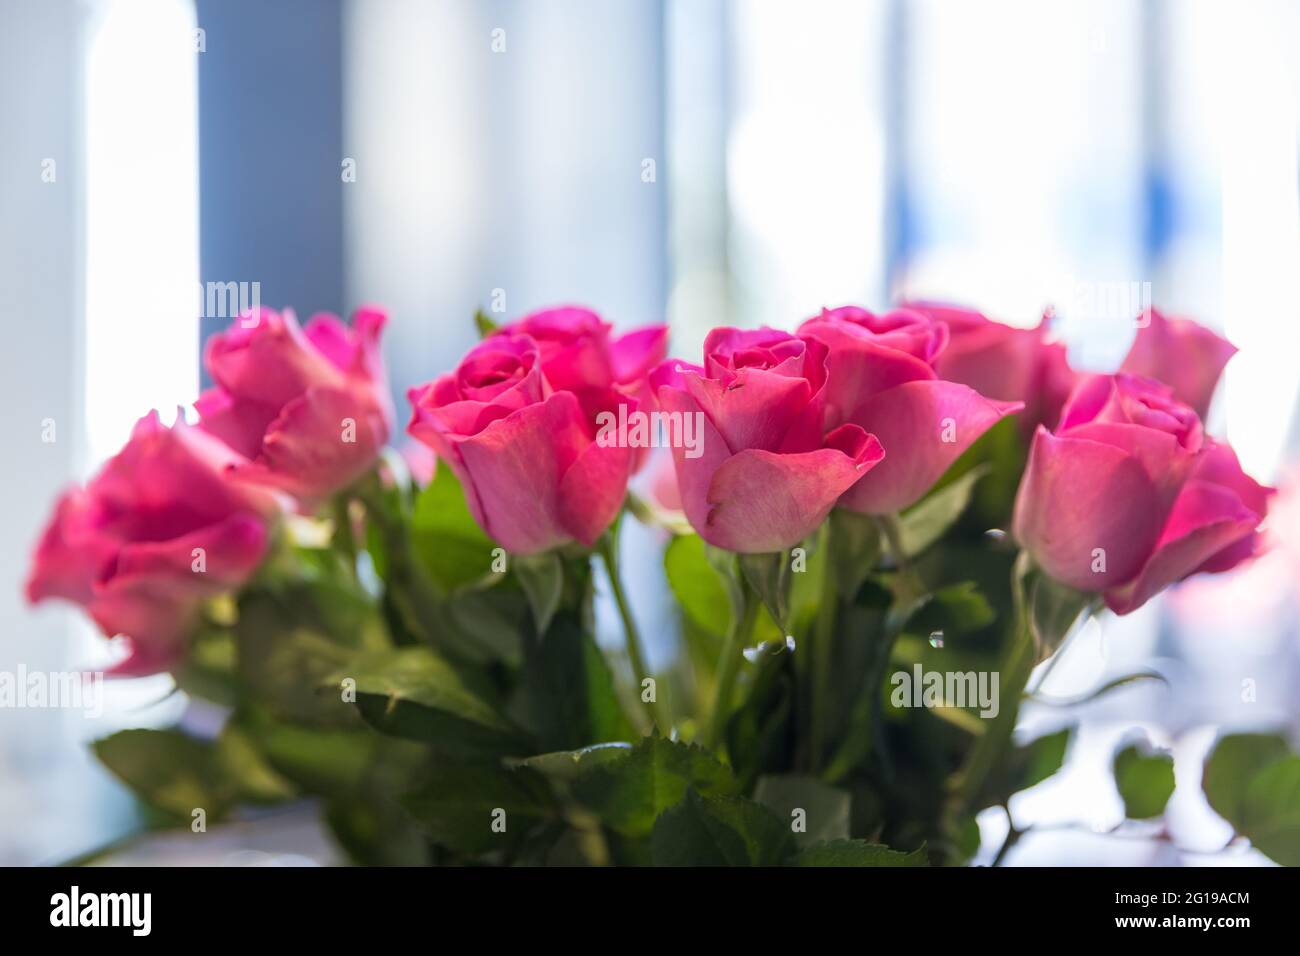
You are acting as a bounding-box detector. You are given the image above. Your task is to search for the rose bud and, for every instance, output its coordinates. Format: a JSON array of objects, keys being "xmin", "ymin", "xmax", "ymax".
[
  {"xmin": 25, "ymin": 412, "xmax": 280, "ymax": 675},
  {"xmin": 906, "ymin": 301, "xmax": 1076, "ymax": 432},
  {"xmin": 798, "ymin": 306, "xmax": 1022, "ymax": 514},
  {"xmin": 408, "ymin": 333, "xmax": 633, "ymax": 554},
  {"xmin": 495, "ymin": 304, "xmax": 667, "ymax": 398},
  {"xmin": 195, "ymin": 306, "xmax": 394, "ymax": 502},
  {"xmin": 1120, "ymin": 308, "xmax": 1236, "ymax": 419},
  {"xmin": 1013, "ymin": 374, "xmax": 1271, "ymax": 612},
  {"xmin": 650, "ymin": 327, "xmax": 884, "ymax": 553}
]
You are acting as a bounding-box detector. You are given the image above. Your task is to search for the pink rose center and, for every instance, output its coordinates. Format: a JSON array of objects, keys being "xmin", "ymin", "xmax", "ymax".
[
  {"xmin": 729, "ymin": 341, "xmax": 804, "ymax": 373},
  {"xmin": 459, "ymin": 352, "xmax": 529, "ymax": 401},
  {"xmin": 1105, "ymin": 375, "xmax": 1203, "ymax": 451}
]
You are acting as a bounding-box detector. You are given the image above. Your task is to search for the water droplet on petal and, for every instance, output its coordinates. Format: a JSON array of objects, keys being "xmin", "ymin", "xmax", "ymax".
[
  {"xmin": 984, "ymin": 529, "xmax": 1006, "ymax": 542},
  {"xmin": 929, "ymin": 630, "xmax": 945, "ymax": 649}
]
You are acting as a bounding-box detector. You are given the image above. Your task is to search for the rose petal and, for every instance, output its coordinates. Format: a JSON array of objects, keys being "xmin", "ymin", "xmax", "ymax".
[
  {"xmin": 656, "ymin": 384, "xmax": 735, "ymax": 538},
  {"xmin": 230, "ymin": 386, "xmax": 391, "ymax": 502},
  {"xmin": 455, "ymin": 391, "xmax": 592, "ymax": 554},
  {"xmin": 1013, "ymin": 427, "xmax": 1163, "ymax": 591},
  {"xmin": 109, "ymin": 512, "xmax": 268, "ymax": 594},
  {"xmin": 1120, "ymin": 308, "xmax": 1236, "ymax": 418},
  {"xmin": 1061, "ymin": 420, "xmax": 1196, "ymax": 513},
  {"xmin": 799, "ymin": 320, "xmax": 935, "ymax": 428},
  {"xmin": 194, "ymin": 387, "xmax": 279, "ymax": 460},
  {"xmin": 838, "ymin": 380, "xmax": 1022, "ymax": 514},
  {"xmin": 610, "ymin": 325, "xmax": 670, "ymax": 385},
  {"xmin": 88, "ymin": 583, "xmax": 194, "ymax": 676},
  {"xmin": 700, "ymin": 426, "xmax": 884, "ymax": 553},
  {"xmin": 682, "ymin": 365, "xmax": 813, "ymax": 454},
  {"xmin": 1105, "ymin": 479, "xmax": 1262, "ymax": 614},
  {"xmin": 25, "ymin": 488, "xmax": 117, "ymax": 605},
  {"xmin": 205, "ymin": 308, "xmax": 344, "ymax": 408}
]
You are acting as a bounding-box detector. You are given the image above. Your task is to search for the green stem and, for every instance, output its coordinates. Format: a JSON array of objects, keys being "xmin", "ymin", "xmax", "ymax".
[
  {"xmin": 874, "ymin": 514, "xmax": 923, "ymax": 602},
  {"xmin": 353, "ymin": 474, "xmax": 444, "ymax": 650},
  {"xmin": 331, "ymin": 493, "xmax": 359, "ymax": 573},
  {"xmin": 706, "ymin": 586, "xmax": 761, "ymax": 751},
  {"xmin": 943, "ymin": 552, "xmax": 1036, "ymax": 851},
  {"xmin": 598, "ymin": 538, "xmax": 669, "ymax": 734},
  {"xmin": 809, "ymin": 563, "xmax": 837, "ymax": 772}
]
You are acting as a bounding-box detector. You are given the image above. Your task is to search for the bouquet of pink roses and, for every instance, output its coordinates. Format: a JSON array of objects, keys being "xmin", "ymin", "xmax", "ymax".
[{"xmin": 27, "ymin": 300, "xmax": 1294, "ymax": 866}]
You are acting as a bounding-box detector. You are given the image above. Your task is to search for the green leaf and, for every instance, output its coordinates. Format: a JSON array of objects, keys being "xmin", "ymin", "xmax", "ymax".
[
  {"xmin": 336, "ymin": 647, "xmax": 530, "ymax": 754},
  {"xmin": 1015, "ymin": 726, "xmax": 1073, "ymax": 790},
  {"xmin": 791, "ymin": 839, "xmax": 927, "ymax": 867},
  {"xmin": 173, "ymin": 625, "xmax": 238, "ymax": 706},
  {"xmin": 234, "ymin": 582, "xmax": 386, "ymax": 726},
  {"xmin": 1113, "ymin": 742, "xmax": 1175, "ymax": 819},
  {"xmin": 410, "ymin": 466, "xmax": 499, "ymax": 593},
  {"xmin": 1203, "ymin": 732, "xmax": 1291, "ymax": 825},
  {"xmin": 214, "ymin": 721, "xmax": 297, "ymax": 804},
  {"xmin": 232, "ymin": 706, "xmax": 393, "ymax": 797},
  {"xmin": 474, "ymin": 308, "xmax": 499, "ymax": 338},
  {"xmin": 325, "ymin": 795, "xmax": 429, "ymax": 866},
  {"xmin": 514, "ymin": 551, "xmax": 563, "ymax": 634},
  {"xmin": 1028, "ymin": 670, "xmax": 1168, "ymax": 707},
  {"xmin": 947, "ymin": 815, "xmax": 983, "ymax": 864},
  {"xmin": 1239, "ymin": 756, "xmax": 1300, "ymax": 866},
  {"xmin": 982, "ymin": 726, "xmax": 1073, "ymax": 806},
  {"xmin": 753, "ymin": 774, "xmax": 850, "ymax": 847},
  {"xmin": 651, "ymin": 789, "xmax": 794, "ymax": 866},
  {"xmin": 899, "ymin": 581, "xmax": 996, "ymax": 638},
  {"xmin": 93, "ymin": 729, "xmax": 232, "ymax": 822},
  {"xmin": 1201, "ymin": 733, "xmax": 1300, "ymax": 866},
  {"xmin": 664, "ymin": 534, "xmax": 734, "ymax": 640},
  {"xmin": 444, "ymin": 585, "xmax": 527, "ymax": 664},
  {"xmin": 897, "ymin": 464, "xmax": 990, "ymax": 556},
  {"xmin": 508, "ymin": 743, "xmax": 633, "ymax": 783},
  {"xmin": 518, "ymin": 609, "xmax": 636, "ymax": 751},
  {"xmin": 931, "ymin": 413, "xmax": 1026, "ymax": 528},
  {"xmin": 572, "ymin": 734, "xmax": 737, "ymax": 837},
  {"xmin": 402, "ymin": 760, "xmax": 555, "ymax": 857},
  {"xmin": 702, "ymin": 543, "xmax": 746, "ymax": 623}
]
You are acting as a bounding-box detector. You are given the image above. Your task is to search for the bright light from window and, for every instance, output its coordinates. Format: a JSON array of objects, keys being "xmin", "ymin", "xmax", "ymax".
[
  {"xmin": 1219, "ymin": 0, "xmax": 1300, "ymax": 480},
  {"xmin": 85, "ymin": 0, "xmax": 200, "ymax": 467},
  {"xmin": 726, "ymin": 0, "xmax": 887, "ymax": 327}
]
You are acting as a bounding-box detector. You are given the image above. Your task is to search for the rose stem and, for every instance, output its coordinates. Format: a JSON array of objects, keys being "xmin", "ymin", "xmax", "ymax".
[
  {"xmin": 598, "ymin": 536, "xmax": 670, "ymax": 734},
  {"xmin": 705, "ymin": 585, "xmax": 761, "ymax": 752}
]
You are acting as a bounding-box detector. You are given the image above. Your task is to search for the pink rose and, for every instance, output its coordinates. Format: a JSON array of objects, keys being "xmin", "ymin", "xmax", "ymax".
[
  {"xmin": 798, "ymin": 306, "xmax": 1023, "ymax": 514},
  {"xmin": 195, "ymin": 306, "xmax": 394, "ymax": 502},
  {"xmin": 26, "ymin": 412, "xmax": 279, "ymax": 675},
  {"xmin": 407, "ymin": 333, "xmax": 633, "ymax": 554},
  {"xmin": 907, "ymin": 301, "xmax": 1076, "ymax": 432},
  {"xmin": 651, "ymin": 327, "xmax": 884, "ymax": 553},
  {"xmin": 495, "ymin": 305, "xmax": 668, "ymax": 399},
  {"xmin": 1120, "ymin": 308, "xmax": 1236, "ymax": 419},
  {"xmin": 1013, "ymin": 374, "xmax": 1271, "ymax": 612}
]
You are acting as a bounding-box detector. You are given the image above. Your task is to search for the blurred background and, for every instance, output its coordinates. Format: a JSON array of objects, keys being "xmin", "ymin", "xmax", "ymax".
[{"xmin": 1, "ymin": 0, "xmax": 1298, "ymax": 865}]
